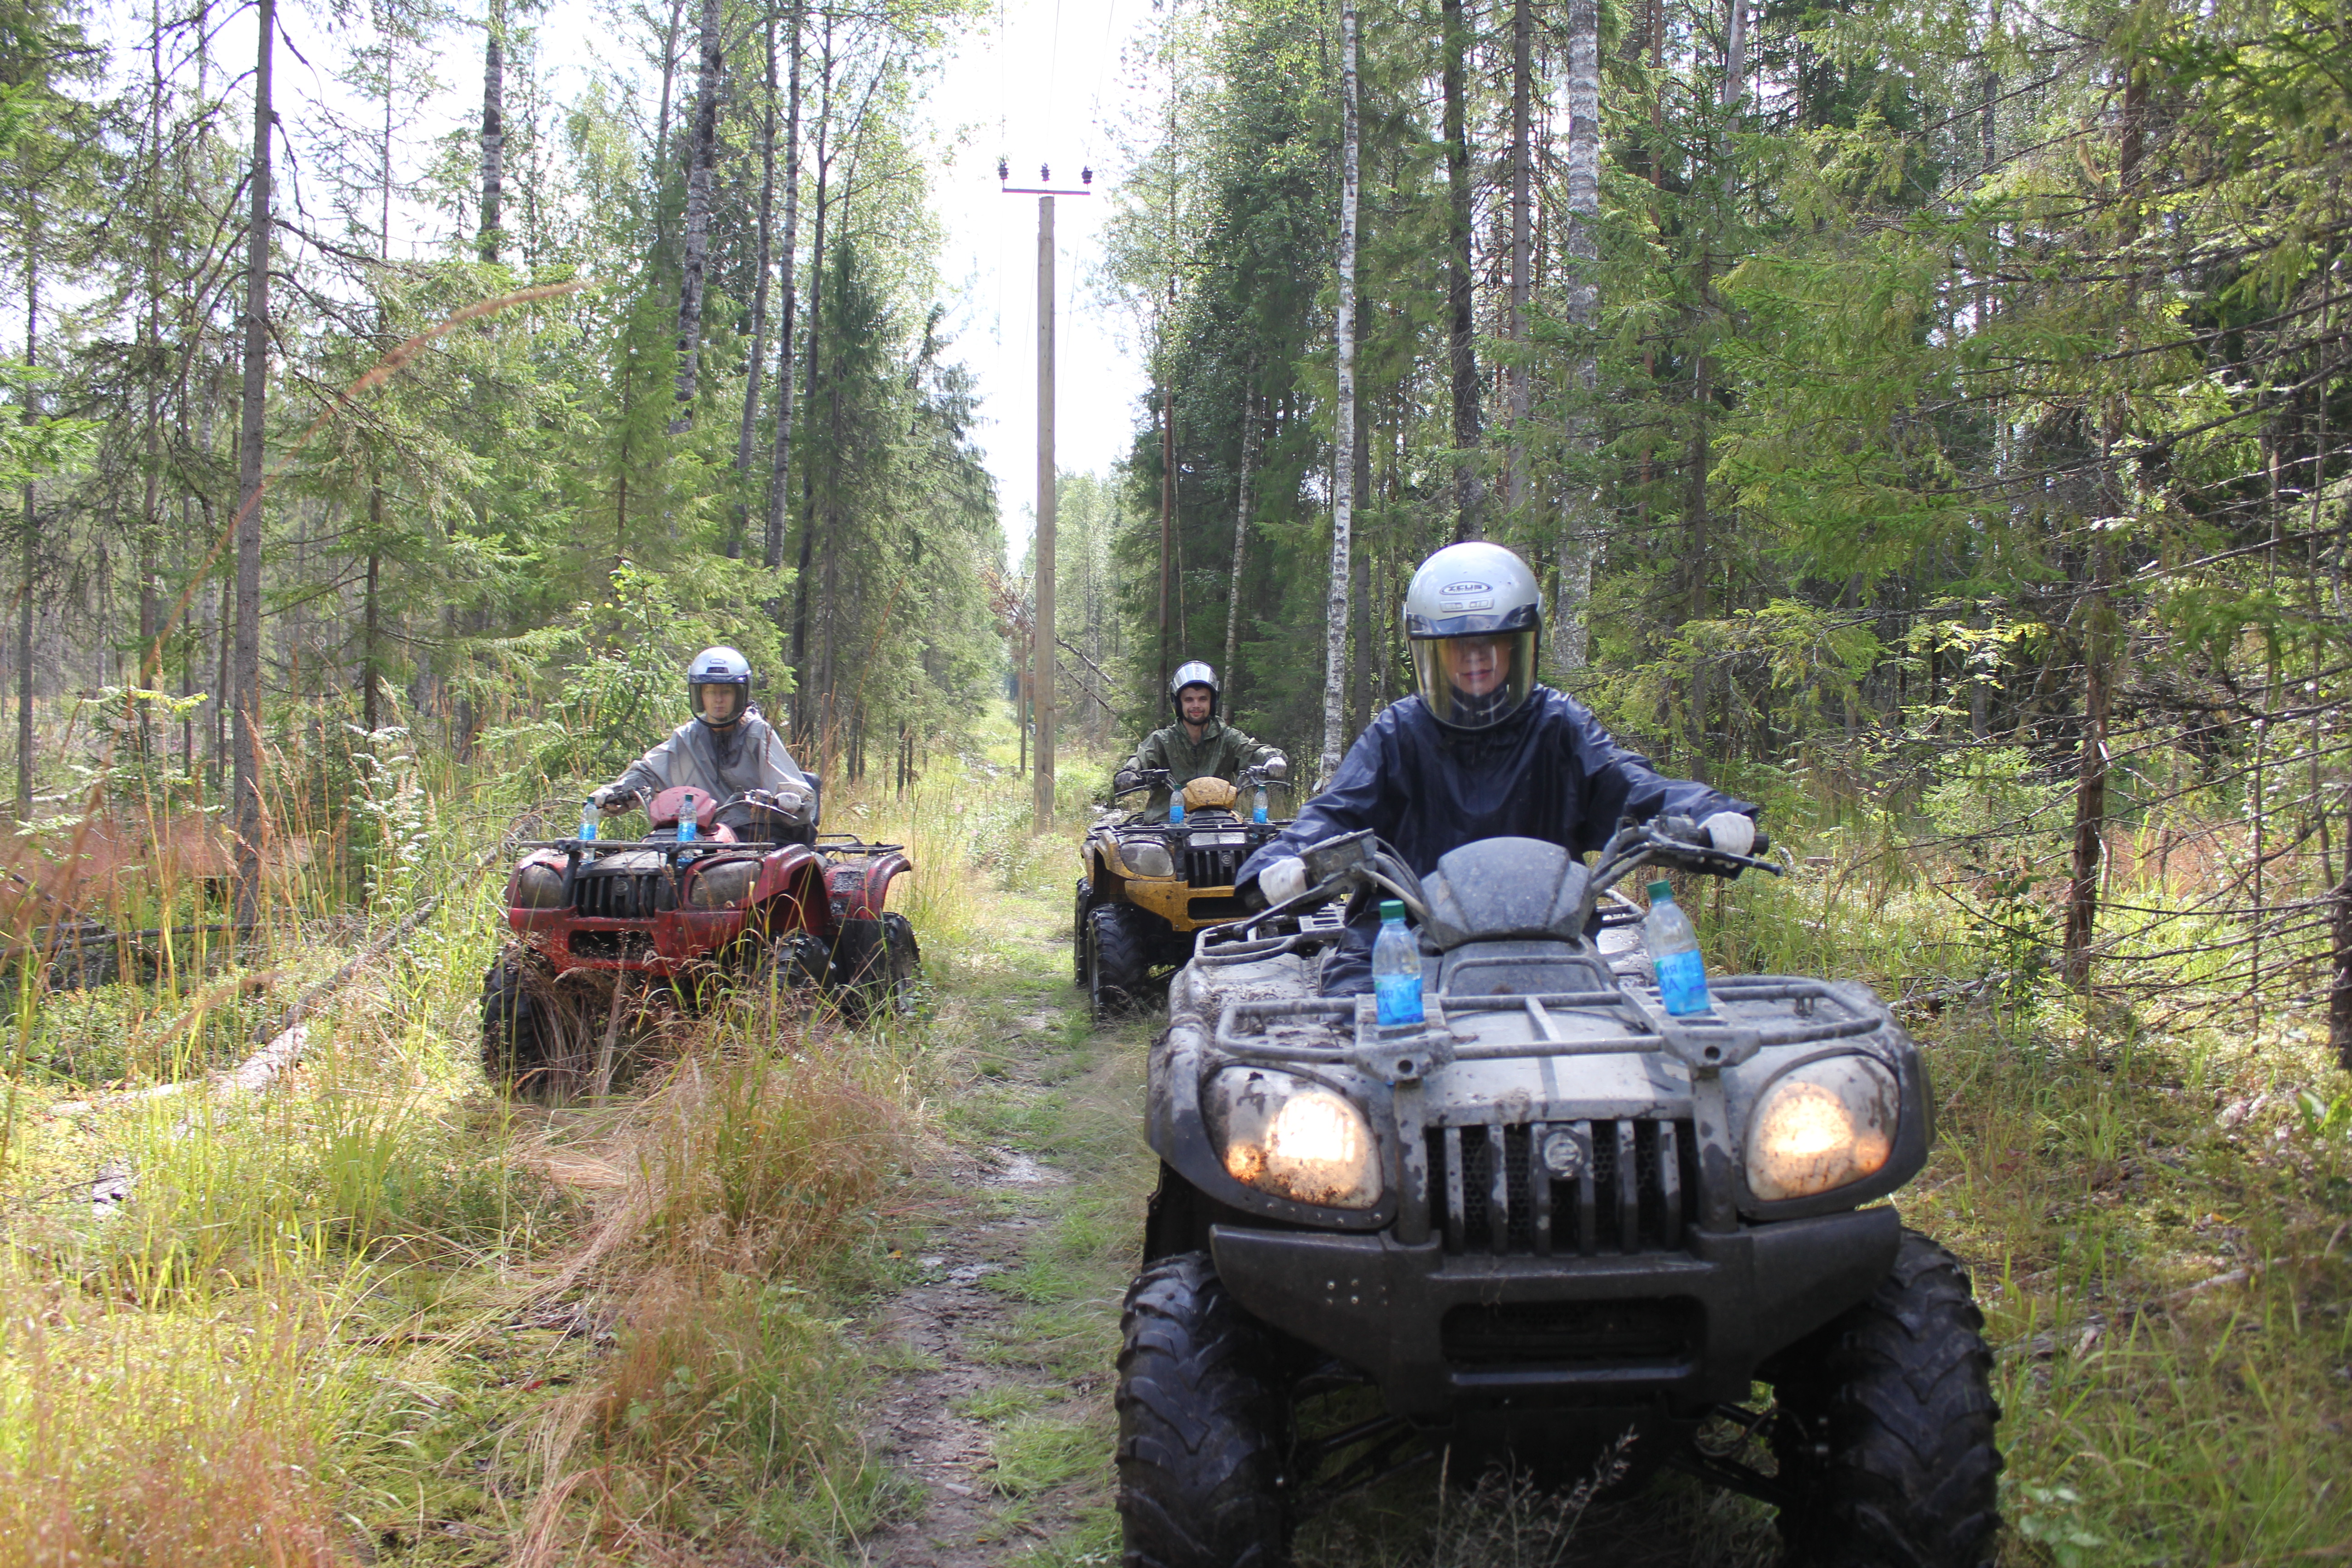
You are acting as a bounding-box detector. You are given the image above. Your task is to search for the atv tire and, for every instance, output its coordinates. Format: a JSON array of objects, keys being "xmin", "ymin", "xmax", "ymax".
[
  {"xmin": 834, "ymin": 912, "xmax": 921, "ymax": 1018},
  {"xmin": 482, "ymin": 952, "xmax": 564, "ymax": 1095},
  {"xmin": 1073, "ymin": 877, "xmax": 1093, "ymax": 986},
  {"xmin": 1088, "ymin": 903, "xmax": 1149, "ymax": 1022},
  {"xmin": 1115, "ymin": 1252, "xmax": 1289, "ymax": 1568},
  {"xmin": 1768, "ymin": 1229, "xmax": 2003, "ymax": 1568}
]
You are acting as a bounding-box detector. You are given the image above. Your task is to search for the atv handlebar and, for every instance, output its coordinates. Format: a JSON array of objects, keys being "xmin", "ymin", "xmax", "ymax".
[{"xmin": 1231, "ymin": 814, "xmax": 1783, "ymax": 941}]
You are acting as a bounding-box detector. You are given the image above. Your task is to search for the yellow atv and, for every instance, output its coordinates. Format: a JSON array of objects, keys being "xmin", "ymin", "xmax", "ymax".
[{"xmin": 1073, "ymin": 765, "xmax": 1290, "ymax": 1021}]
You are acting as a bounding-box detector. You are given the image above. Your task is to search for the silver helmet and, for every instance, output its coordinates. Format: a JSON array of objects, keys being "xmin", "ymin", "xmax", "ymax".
[
  {"xmin": 1402, "ymin": 542, "xmax": 1542, "ymax": 730},
  {"xmin": 1169, "ymin": 659, "xmax": 1220, "ymax": 719},
  {"xmin": 687, "ymin": 645, "xmax": 753, "ymax": 728}
]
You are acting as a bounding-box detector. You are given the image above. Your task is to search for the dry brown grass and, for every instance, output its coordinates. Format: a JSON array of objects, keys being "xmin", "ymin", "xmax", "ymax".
[{"xmin": 0, "ymin": 1281, "xmax": 351, "ymax": 1568}]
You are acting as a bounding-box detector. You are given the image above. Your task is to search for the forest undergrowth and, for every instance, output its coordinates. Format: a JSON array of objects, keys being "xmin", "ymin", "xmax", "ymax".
[{"xmin": 0, "ymin": 706, "xmax": 2347, "ymax": 1565}]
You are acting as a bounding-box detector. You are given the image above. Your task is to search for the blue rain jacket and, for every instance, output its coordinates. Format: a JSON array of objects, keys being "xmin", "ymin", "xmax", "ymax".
[{"xmin": 1236, "ymin": 688, "xmax": 1755, "ymax": 986}]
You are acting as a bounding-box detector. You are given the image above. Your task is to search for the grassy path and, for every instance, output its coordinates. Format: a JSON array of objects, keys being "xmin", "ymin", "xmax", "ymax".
[{"xmin": 860, "ymin": 875, "xmax": 1154, "ymax": 1567}]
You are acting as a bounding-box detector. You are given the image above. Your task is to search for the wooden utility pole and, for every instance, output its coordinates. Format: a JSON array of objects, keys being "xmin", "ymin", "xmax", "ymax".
[
  {"xmin": 1034, "ymin": 194, "xmax": 1056, "ymax": 831},
  {"xmin": 1000, "ymin": 163, "xmax": 1092, "ymax": 830}
]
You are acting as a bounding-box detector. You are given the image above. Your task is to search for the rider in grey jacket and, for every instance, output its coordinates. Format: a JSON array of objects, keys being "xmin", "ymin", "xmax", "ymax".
[{"xmin": 591, "ymin": 647, "xmax": 816, "ymax": 835}]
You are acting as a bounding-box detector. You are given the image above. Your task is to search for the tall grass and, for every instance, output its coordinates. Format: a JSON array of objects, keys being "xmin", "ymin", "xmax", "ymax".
[{"xmin": 1696, "ymin": 816, "xmax": 2352, "ymax": 1563}]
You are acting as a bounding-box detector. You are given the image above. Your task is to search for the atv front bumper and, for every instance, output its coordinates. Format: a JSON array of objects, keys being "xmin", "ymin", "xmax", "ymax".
[{"xmin": 1209, "ymin": 1206, "xmax": 1899, "ymax": 1419}]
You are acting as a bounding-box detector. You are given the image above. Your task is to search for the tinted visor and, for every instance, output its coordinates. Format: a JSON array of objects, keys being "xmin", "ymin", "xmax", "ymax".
[
  {"xmin": 692, "ymin": 681, "xmax": 748, "ymax": 725},
  {"xmin": 1409, "ymin": 629, "xmax": 1539, "ymax": 730}
]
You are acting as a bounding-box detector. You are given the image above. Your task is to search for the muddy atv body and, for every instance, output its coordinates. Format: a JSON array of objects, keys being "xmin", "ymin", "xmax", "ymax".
[
  {"xmin": 1074, "ymin": 764, "xmax": 1289, "ymax": 1020},
  {"xmin": 482, "ymin": 783, "xmax": 917, "ymax": 1091},
  {"xmin": 1117, "ymin": 821, "xmax": 2000, "ymax": 1567}
]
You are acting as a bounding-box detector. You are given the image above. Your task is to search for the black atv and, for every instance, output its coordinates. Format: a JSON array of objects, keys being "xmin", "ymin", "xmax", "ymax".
[{"xmin": 1117, "ymin": 818, "xmax": 2000, "ymax": 1566}]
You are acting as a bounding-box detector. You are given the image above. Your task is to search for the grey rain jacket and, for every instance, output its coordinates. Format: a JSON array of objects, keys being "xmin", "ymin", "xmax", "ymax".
[
  {"xmin": 612, "ymin": 710, "xmax": 812, "ymax": 817},
  {"xmin": 1234, "ymin": 687, "xmax": 1755, "ymax": 990}
]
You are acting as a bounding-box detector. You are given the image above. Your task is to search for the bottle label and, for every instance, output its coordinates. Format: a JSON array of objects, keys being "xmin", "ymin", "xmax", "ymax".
[
  {"xmin": 1375, "ymin": 973, "xmax": 1425, "ymax": 1028},
  {"xmin": 1656, "ymin": 949, "xmax": 1711, "ymax": 1016},
  {"xmin": 580, "ymin": 819, "xmax": 597, "ymax": 842}
]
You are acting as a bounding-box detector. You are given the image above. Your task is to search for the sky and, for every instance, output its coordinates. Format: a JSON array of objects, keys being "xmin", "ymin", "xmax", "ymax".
[{"xmin": 104, "ymin": 0, "xmax": 1162, "ymax": 565}]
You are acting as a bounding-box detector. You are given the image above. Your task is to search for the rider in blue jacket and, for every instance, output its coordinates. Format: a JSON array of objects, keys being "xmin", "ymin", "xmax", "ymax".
[{"xmin": 1236, "ymin": 542, "xmax": 1759, "ymax": 995}]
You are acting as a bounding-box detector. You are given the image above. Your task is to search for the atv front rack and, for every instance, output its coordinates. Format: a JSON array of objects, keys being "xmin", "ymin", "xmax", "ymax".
[{"xmin": 1210, "ymin": 976, "xmax": 1884, "ymax": 1079}]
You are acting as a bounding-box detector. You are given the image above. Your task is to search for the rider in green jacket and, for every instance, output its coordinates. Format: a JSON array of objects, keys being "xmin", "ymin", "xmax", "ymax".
[{"xmin": 1113, "ymin": 662, "xmax": 1289, "ymax": 821}]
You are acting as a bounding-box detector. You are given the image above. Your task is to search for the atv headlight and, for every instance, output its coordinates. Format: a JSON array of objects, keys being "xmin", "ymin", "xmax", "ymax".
[
  {"xmin": 1120, "ymin": 840, "xmax": 1176, "ymax": 878},
  {"xmin": 1746, "ymin": 1055, "xmax": 1898, "ymax": 1202},
  {"xmin": 1205, "ymin": 1067, "xmax": 1381, "ymax": 1210},
  {"xmin": 513, "ymin": 863, "xmax": 565, "ymax": 909},
  {"xmin": 688, "ymin": 858, "xmax": 760, "ymax": 909}
]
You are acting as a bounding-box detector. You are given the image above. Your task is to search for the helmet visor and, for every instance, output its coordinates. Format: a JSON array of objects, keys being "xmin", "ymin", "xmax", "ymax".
[
  {"xmin": 1410, "ymin": 629, "xmax": 1538, "ymax": 730},
  {"xmin": 692, "ymin": 682, "xmax": 747, "ymax": 725}
]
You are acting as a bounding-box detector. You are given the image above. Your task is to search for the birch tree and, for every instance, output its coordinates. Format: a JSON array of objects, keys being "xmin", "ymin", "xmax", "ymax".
[
  {"xmin": 1319, "ymin": 0, "xmax": 1358, "ymax": 779},
  {"xmin": 1551, "ymin": 0, "xmax": 1600, "ymax": 677}
]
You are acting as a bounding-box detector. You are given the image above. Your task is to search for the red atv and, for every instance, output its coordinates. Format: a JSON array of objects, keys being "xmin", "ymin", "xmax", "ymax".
[{"xmin": 481, "ymin": 783, "xmax": 919, "ymax": 1091}]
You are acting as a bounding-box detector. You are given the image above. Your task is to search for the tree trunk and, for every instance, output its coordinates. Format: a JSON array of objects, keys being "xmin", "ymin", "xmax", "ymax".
[
  {"xmin": 1350, "ymin": 391, "xmax": 1373, "ymax": 736},
  {"xmin": 480, "ymin": 0, "xmax": 505, "ymax": 263},
  {"xmin": 788, "ymin": 22, "xmax": 834, "ymax": 740},
  {"xmin": 1505, "ymin": 0, "xmax": 1531, "ymax": 516},
  {"xmin": 1321, "ymin": 0, "xmax": 1360, "ymax": 779},
  {"xmin": 363, "ymin": 496, "xmax": 382, "ymax": 733},
  {"xmin": 1159, "ymin": 380, "xmax": 1174, "ymax": 710},
  {"xmin": 652, "ymin": 0, "xmax": 686, "ymax": 255},
  {"xmin": 233, "ymin": 0, "xmax": 275, "ymax": 926},
  {"xmin": 1722, "ymin": 0, "xmax": 1748, "ymax": 107},
  {"xmin": 15, "ymin": 245, "xmax": 31, "ymax": 821},
  {"xmin": 1441, "ymin": 0, "xmax": 1481, "ymax": 542},
  {"xmin": 732, "ymin": 6, "xmax": 780, "ymax": 561},
  {"xmin": 2062, "ymin": 66, "xmax": 2145, "ymax": 992},
  {"xmin": 1223, "ymin": 386, "xmax": 1256, "ymax": 680},
  {"xmin": 1553, "ymin": 0, "xmax": 1601, "ymax": 679},
  {"xmin": 672, "ymin": 0, "xmax": 722, "ymax": 428},
  {"xmin": 765, "ymin": 0, "xmax": 805, "ymax": 576}
]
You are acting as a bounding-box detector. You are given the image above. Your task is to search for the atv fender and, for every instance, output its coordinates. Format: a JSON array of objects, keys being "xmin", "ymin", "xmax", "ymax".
[
  {"xmin": 746, "ymin": 845, "xmax": 829, "ymax": 936},
  {"xmin": 825, "ymin": 851, "xmax": 912, "ymax": 924}
]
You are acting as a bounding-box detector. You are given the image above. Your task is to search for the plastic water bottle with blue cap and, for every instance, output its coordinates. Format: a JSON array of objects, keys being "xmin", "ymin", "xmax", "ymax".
[
  {"xmin": 1372, "ymin": 900, "xmax": 1423, "ymax": 1029},
  {"xmin": 1644, "ymin": 879, "xmax": 1711, "ymax": 1015},
  {"xmin": 578, "ymin": 798, "xmax": 598, "ymax": 843},
  {"xmin": 1252, "ymin": 781, "xmax": 1269, "ymax": 824},
  {"xmin": 1168, "ymin": 780, "xmax": 1186, "ymax": 826},
  {"xmin": 677, "ymin": 791, "xmax": 699, "ymax": 844}
]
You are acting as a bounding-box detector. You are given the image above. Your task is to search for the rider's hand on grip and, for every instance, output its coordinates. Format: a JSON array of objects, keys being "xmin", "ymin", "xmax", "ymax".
[
  {"xmin": 1112, "ymin": 769, "xmax": 1143, "ymax": 796},
  {"xmin": 1257, "ymin": 855, "xmax": 1309, "ymax": 907},
  {"xmin": 1701, "ymin": 811, "xmax": 1756, "ymax": 858}
]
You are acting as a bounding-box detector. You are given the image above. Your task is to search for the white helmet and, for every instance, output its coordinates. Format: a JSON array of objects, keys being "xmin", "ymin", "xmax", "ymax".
[
  {"xmin": 1402, "ymin": 542, "xmax": 1542, "ymax": 730},
  {"xmin": 1169, "ymin": 660, "xmax": 1220, "ymax": 718},
  {"xmin": 687, "ymin": 646, "xmax": 753, "ymax": 728}
]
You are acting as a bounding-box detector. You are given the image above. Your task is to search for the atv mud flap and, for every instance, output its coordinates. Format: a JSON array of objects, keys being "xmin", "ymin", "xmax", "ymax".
[{"xmin": 1209, "ymin": 1206, "xmax": 1899, "ymax": 1419}]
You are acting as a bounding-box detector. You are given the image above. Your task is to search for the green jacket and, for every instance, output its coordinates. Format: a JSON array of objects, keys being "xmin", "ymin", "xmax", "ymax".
[{"xmin": 1122, "ymin": 717, "xmax": 1282, "ymax": 819}]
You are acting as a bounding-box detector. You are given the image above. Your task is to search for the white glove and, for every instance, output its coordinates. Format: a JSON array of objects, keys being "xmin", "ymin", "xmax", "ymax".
[
  {"xmin": 1257, "ymin": 855, "xmax": 1309, "ymax": 907},
  {"xmin": 591, "ymin": 785, "xmax": 632, "ymax": 815},
  {"xmin": 1700, "ymin": 811, "xmax": 1756, "ymax": 858}
]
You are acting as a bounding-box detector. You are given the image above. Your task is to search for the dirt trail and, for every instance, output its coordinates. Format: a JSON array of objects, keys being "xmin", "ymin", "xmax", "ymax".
[{"xmin": 867, "ymin": 1147, "xmax": 1070, "ymax": 1567}]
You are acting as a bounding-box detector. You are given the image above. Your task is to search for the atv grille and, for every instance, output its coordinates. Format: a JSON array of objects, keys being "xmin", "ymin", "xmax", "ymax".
[
  {"xmin": 1182, "ymin": 827, "xmax": 1269, "ymax": 889},
  {"xmin": 573, "ymin": 871, "xmax": 670, "ymax": 919},
  {"xmin": 1429, "ymin": 1118, "xmax": 1695, "ymax": 1255}
]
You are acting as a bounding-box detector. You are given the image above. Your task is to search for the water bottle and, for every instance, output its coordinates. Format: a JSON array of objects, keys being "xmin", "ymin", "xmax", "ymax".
[
  {"xmin": 1252, "ymin": 783, "xmax": 1269, "ymax": 824},
  {"xmin": 578, "ymin": 798, "xmax": 598, "ymax": 843},
  {"xmin": 1168, "ymin": 782, "xmax": 1186, "ymax": 826},
  {"xmin": 1372, "ymin": 900, "xmax": 1424, "ymax": 1029},
  {"xmin": 677, "ymin": 791, "xmax": 699, "ymax": 844},
  {"xmin": 1644, "ymin": 879, "xmax": 1712, "ymax": 1016}
]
